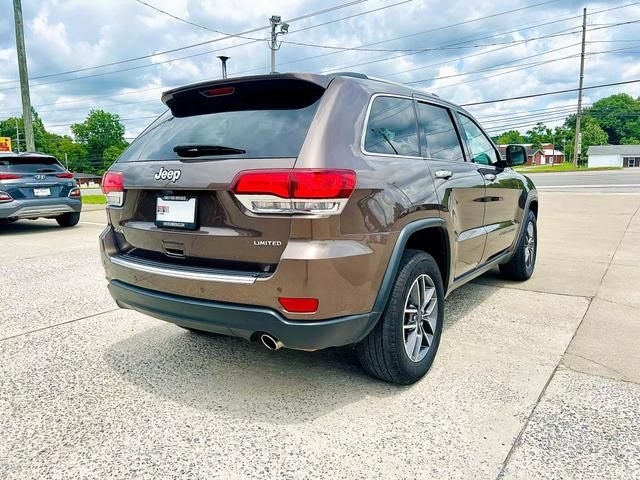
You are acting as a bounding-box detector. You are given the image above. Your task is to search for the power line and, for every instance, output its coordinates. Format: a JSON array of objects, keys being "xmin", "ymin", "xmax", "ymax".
[
  {"xmin": 0, "ymin": 0, "xmax": 370, "ymax": 87},
  {"xmin": 386, "ymin": 23, "xmax": 581, "ymax": 78},
  {"xmin": 461, "ymin": 78, "xmax": 640, "ymax": 107},
  {"xmin": 239, "ymin": 0, "xmax": 562, "ymax": 74},
  {"xmin": 476, "ymin": 103, "xmax": 582, "ymax": 120},
  {"xmin": 320, "ymin": 1, "xmax": 640, "ymax": 75},
  {"xmin": 0, "ymin": 0, "xmax": 414, "ymax": 113},
  {"xmin": 428, "ymin": 41, "xmax": 640, "ymax": 93},
  {"xmin": 0, "ymin": 0, "xmax": 566, "ymax": 94},
  {"xmin": 133, "ymin": 0, "xmax": 265, "ymax": 41},
  {"xmin": 407, "ymin": 41, "xmax": 581, "ymax": 85}
]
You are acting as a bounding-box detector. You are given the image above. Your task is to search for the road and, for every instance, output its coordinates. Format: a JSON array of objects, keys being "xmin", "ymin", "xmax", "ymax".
[
  {"xmin": 1, "ymin": 195, "xmax": 639, "ymax": 479},
  {"xmin": 527, "ymin": 168, "xmax": 640, "ymax": 193}
]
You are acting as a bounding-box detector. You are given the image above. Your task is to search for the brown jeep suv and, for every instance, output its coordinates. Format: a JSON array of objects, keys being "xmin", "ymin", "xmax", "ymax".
[{"xmin": 100, "ymin": 73, "xmax": 537, "ymax": 384}]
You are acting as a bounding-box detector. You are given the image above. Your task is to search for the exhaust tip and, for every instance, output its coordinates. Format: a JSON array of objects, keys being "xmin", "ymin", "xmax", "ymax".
[{"xmin": 260, "ymin": 333, "xmax": 283, "ymax": 351}]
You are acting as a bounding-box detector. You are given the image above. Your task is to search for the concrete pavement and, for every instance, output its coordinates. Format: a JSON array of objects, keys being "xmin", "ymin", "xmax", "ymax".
[{"xmin": 1, "ymin": 194, "xmax": 639, "ymax": 479}]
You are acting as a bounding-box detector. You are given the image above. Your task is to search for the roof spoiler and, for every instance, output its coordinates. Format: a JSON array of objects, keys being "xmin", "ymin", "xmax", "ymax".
[{"xmin": 161, "ymin": 73, "xmax": 331, "ymax": 118}]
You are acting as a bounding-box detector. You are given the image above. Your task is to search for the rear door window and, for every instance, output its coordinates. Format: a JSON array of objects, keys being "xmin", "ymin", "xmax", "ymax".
[
  {"xmin": 416, "ymin": 102, "xmax": 465, "ymax": 162},
  {"xmin": 363, "ymin": 96, "xmax": 420, "ymax": 157},
  {"xmin": 0, "ymin": 156, "xmax": 64, "ymax": 173}
]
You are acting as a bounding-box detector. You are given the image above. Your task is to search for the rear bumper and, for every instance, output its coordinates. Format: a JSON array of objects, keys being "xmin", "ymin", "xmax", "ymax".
[
  {"xmin": 109, "ymin": 279, "xmax": 376, "ymax": 350},
  {"xmin": 0, "ymin": 197, "xmax": 81, "ymax": 219},
  {"xmin": 100, "ymin": 223, "xmax": 396, "ymax": 321}
]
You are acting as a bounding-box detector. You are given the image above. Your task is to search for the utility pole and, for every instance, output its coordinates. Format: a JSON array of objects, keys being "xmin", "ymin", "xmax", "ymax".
[
  {"xmin": 269, "ymin": 15, "xmax": 289, "ymax": 74},
  {"xmin": 572, "ymin": 7, "xmax": 587, "ymax": 167},
  {"xmin": 15, "ymin": 118, "xmax": 21, "ymax": 153},
  {"xmin": 12, "ymin": 0, "xmax": 35, "ymax": 152},
  {"xmin": 217, "ymin": 56, "xmax": 230, "ymax": 79}
]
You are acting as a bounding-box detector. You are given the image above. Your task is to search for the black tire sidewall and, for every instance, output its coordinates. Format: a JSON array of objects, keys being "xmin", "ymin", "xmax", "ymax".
[
  {"xmin": 57, "ymin": 212, "xmax": 80, "ymax": 227},
  {"xmin": 385, "ymin": 251, "xmax": 445, "ymax": 381}
]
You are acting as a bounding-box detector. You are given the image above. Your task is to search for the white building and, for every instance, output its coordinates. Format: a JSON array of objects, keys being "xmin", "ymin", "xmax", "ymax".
[{"xmin": 587, "ymin": 145, "xmax": 640, "ymax": 168}]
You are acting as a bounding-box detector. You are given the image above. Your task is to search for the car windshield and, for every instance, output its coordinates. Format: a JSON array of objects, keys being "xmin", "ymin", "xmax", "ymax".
[{"xmin": 0, "ymin": 156, "xmax": 65, "ymax": 173}]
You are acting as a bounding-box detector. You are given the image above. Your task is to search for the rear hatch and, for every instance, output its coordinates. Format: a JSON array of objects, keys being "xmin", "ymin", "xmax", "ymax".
[
  {"xmin": 0, "ymin": 155, "xmax": 75, "ymax": 200},
  {"xmin": 109, "ymin": 74, "xmax": 330, "ymax": 275}
]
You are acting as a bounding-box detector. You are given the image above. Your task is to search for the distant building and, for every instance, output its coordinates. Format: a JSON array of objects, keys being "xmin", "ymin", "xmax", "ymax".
[
  {"xmin": 498, "ymin": 143, "xmax": 564, "ymax": 166},
  {"xmin": 72, "ymin": 172, "xmax": 102, "ymax": 187},
  {"xmin": 587, "ymin": 145, "xmax": 640, "ymax": 168}
]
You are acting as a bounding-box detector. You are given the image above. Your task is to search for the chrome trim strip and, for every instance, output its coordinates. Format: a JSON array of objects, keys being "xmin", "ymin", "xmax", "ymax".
[
  {"xmin": 458, "ymin": 226, "xmax": 487, "ymax": 242},
  {"xmin": 109, "ymin": 255, "xmax": 257, "ymax": 284}
]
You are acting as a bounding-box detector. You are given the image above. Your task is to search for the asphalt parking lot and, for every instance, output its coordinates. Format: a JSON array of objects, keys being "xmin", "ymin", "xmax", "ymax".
[{"xmin": 1, "ymin": 191, "xmax": 639, "ymax": 479}]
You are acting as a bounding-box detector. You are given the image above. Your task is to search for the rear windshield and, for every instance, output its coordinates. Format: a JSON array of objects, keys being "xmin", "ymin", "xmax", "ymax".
[
  {"xmin": 0, "ymin": 156, "xmax": 64, "ymax": 173},
  {"xmin": 119, "ymin": 100, "xmax": 321, "ymax": 162}
]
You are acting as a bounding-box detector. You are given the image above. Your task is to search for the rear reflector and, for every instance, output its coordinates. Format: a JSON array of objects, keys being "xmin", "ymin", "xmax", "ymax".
[
  {"xmin": 101, "ymin": 171, "xmax": 124, "ymax": 206},
  {"xmin": 201, "ymin": 86, "xmax": 235, "ymax": 97},
  {"xmin": 56, "ymin": 172, "xmax": 74, "ymax": 179},
  {"xmin": 0, "ymin": 191, "xmax": 13, "ymax": 203},
  {"xmin": 231, "ymin": 169, "xmax": 356, "ymax": 215},
  {"xmin": 0, "ymin": 173, "xmax": 22, "ymax": 180},
  {"xmin": 278, "ymin": 297, "xmax": 319, "ymax": 313}
]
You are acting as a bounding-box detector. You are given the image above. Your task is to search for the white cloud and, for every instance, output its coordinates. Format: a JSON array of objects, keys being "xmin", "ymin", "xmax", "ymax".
[{"xmin": 0, "ymin": 0, "xmax": 638, "ymax": 137}]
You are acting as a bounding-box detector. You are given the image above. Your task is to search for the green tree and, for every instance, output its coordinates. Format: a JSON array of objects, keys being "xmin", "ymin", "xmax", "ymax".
[
  {"xmin": 71, "ymin": 110, "xmax": 127, "ymax": 174},
  {"xmin": 496, "ymin": 130, "xmax": 526, "ymax": 145},
  {"xmin": 525, "ymin": 122, "xmax": 553, "ymax": 150},
  {"xmin": 102, "ymin": 144, "xmax": 127, "ymax": 170},
  {"xmin": 0, "ymin": 116, "xmax": 24, "ymax": 152},
  {"xmin": 579, "ymin": 116, "xmax": 608, "ymax": 164},
  {"xmin": 587, "ymin": 93, "xmax": 640, "ymax": 145}
]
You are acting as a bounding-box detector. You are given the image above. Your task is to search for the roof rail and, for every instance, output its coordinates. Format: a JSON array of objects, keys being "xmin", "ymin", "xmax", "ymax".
[{"xmin": 331, "ymin": 71, "xmax": 439, "ymax": 97}]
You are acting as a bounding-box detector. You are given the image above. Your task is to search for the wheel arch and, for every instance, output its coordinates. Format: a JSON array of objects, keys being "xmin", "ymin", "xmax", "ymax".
[{"xmin": 355, "ymin": 218, "xmax": 450, "ymax": 343}]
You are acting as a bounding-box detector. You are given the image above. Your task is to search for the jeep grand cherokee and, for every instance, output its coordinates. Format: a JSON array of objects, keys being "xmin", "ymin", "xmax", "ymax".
[{"xmin": 99, "ymin": 73, "xmax": 537, "ymax": 384}]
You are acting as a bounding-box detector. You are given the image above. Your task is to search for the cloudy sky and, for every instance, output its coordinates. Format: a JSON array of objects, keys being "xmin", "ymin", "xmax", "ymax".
[{"xmin": 1, "ymin": 0, "xmax": 639, "ymax": 140}]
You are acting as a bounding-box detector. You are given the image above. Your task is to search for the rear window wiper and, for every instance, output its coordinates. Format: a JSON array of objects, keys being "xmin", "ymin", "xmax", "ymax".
[
  {"xmin": 36, "ymin": 168, "xmax": 57, "ymax": 172},
  {"xmin": 173, "ymin": 144, "xmax": 246, "ymax": 157}
]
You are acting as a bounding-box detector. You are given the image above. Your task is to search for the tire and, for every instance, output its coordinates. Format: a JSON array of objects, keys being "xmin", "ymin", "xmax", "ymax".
[
  {"xmin": 499, "ymin": 210, "xmax": 537, "ymax": 281},
  {"xmin": 357, "ymin": 249, "xmax": 445, "ymax": 385},
  {"xmin": 0, "ymin": 218, "xmax": 18, "ymax": 224},
  {"xmin": 56, "ymin": 212, "xmax": 81, "ymax": 227}
]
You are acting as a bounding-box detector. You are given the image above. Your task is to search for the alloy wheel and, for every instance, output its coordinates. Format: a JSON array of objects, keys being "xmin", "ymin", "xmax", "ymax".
[
  {"xmin": 403, "ymin": 274, "xmax": 438, "ymax": 363},
  {"xmin": 524, "ymin": 221, "xmax": 536, "ymax": 269}
]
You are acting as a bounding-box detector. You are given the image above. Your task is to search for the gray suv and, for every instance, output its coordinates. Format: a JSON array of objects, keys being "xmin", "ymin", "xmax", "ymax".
[
  {"xmin": 0, "ymin": 152, "xmax": 82, "ymax": 227},
  {"xmin": 100, "ymin": 73, "xmax": 537, "ymax": 384}
]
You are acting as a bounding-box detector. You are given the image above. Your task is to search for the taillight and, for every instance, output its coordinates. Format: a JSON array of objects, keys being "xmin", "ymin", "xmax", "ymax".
[
  {"xmin": 101, "ymin": 171, "xmax": 124, "ymax": 206},
  {"xmin": 69, "ymin": 187, "xmax": 81, "ymax": 198},
  {"xmin": 231, "ymin": 169, "xmax": 356, "ymax": 215},
  {"xmin": 0, "ymin": 173, "xmax": 22, "ymax": 180},
  {"xmin": 56, "ymin": 172, "xmax": 74, "ymax": 179},
  {"xmin": 278, "ymin": 297, "xmax": 319, "ymax": 313},
  {"xmin": 0, "ymin": 191, "xmax": 13, "ymax": 203}
]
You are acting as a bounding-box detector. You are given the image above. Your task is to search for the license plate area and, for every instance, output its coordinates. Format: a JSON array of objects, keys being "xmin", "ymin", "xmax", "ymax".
[
  {"xmin": 155, "ymin": 195, "xmax": 198, "ymax": 230},
  {"xmin": 33, "ymin": 187, "xmax": 51, "ymax": 197}
]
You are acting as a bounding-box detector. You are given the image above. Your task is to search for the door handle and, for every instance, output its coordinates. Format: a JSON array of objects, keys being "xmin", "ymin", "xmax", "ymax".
[
  {"xmin": 434, "ymin": 170, "xmax": 453, "ymax": 179},
  {"xmin": 483, "ymin": 173, "xmax": 497, "ymax": 181}
]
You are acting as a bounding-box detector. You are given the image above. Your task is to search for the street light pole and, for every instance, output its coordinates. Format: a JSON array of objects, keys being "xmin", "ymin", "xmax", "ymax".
[
  {"xmin": 269, "ymin": 15, "xmax": 289, "ymax": 74},
  {"xmin": 12, "ymin": 0, "xmax": 35, "ymax": 152}
]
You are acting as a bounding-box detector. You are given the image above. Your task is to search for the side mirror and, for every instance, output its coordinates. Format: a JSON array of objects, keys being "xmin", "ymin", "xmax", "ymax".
[{"xmin": 506, "ymin": 145, "xmax": 527, "ymax": 166}]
